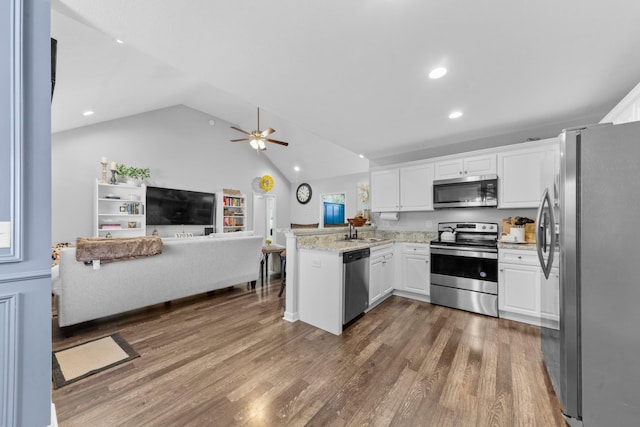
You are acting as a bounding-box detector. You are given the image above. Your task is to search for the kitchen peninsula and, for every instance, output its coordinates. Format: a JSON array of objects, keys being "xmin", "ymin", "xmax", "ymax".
[{"xmin": 284, "ymin": 226, "xmax": 436, "ymax": 335}]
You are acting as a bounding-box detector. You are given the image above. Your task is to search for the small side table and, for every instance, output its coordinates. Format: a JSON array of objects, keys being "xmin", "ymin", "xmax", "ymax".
[{"xmin": 260, "ymin": 244, "xmax": 286, "ymax": 287}]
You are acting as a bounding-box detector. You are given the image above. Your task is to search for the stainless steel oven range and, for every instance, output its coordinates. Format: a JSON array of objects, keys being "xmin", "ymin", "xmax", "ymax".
[{"xmin": 430, "ymin": 222, "xmax": 499, "ymax": 317}]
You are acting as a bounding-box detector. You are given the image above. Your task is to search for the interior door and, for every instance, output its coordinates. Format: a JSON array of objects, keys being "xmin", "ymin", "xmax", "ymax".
[{"xmin": 253, "ymin": 194, "xmax": 267, "ymax": 243}]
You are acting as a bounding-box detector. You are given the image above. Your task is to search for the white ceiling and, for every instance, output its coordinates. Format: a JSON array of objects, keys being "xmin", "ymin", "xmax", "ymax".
[{"xmin": 52, "ymin": 0, "xmax": 640, "ymax": 182}]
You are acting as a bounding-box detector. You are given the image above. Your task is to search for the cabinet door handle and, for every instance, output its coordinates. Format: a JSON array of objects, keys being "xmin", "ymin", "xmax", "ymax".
[
  {"xmin": 517, "ymin": 256, "xmax": 522, "ymax": 259},
  {"xmin": 499, "ymin": 269, "xmax": 504, "ymax": 272},
  {"xmin": 459, "ymin": 171, "xmax": 463, "ymax": 175}
]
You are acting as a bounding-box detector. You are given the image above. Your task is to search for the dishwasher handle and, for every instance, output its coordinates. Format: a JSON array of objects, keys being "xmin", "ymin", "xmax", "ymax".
[{"xmin": 343, "ymin": 248, "xmax": 371, "ymax": 263}]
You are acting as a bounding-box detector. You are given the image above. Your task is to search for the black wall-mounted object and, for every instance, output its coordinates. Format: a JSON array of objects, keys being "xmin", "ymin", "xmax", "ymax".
[
  {"xmin": 204, "ymin": 227, "xmax": 214, "ymax": 235},
  {"xmin": 51, "ymin": 38, "xmax": 57, "ymax": 100},
  {"xmin": 146, "ymin": 186, "xmax": 215, "ymax": 226}
]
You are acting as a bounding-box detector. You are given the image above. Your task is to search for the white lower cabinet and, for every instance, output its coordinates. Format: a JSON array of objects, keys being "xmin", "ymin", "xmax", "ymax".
[
  {"xmin": 399, "ymin": 243, "xmax": 430, "ymax": 297},
  {"xmin": 369, "ymin": 244, "xmax": 394, "ymax": 307},
  {"xmin": 498, "ymin": 249, "xmax": 559, "ymax": 329}
]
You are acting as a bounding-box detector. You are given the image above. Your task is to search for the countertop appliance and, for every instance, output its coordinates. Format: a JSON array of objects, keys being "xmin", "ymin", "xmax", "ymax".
[
  {"xmin": 537, "ymin": 122, "xmax": 640, "ymax": 426},
  {"xmin": 430, "ymin": 222, "xmax": 499, "ymax": 317},
  {"xmin": 433, "ymin": 174, "xmax": 498, "ymax": 209},
  {"xmin": 343, "ymin": 248, "xmax": 370, "ymax": 326}
]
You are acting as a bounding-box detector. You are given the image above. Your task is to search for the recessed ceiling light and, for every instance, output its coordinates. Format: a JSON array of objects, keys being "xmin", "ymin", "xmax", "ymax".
[
  {"xmin": 359, "ymin": 154, "xmax": 365, "ymax": 159},
  {"xmin": 83, "ymin": 111, "xmax": 94, "ymax": 116},
  {"xmin": 115, "ymin": 39, "xmax": 124, "ymax": 44},
  {"xmin": 448, "ymin": 111, "xmax": 463, "ymax": 119},
  {"xmin": 429, "ymin": 67, "xmax": 447, "ymax": 79},
  {"xmin": 208, "ymin": 119, "xmax": 215, "ymax": 126},
  {"xmin": 294, "ymin": 166, "xmax": 300, "ymax": 172}
]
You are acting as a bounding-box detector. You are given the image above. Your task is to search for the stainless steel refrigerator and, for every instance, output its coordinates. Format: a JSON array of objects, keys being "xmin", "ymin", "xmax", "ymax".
[{"xmin": 536, "ymin": 121, "xmax": 640, "ymax": 426}]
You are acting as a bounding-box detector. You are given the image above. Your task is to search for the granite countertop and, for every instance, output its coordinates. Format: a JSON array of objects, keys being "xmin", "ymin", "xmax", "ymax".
[
  {"xmin": 298, "ymin": 238, "xmax": 395, "ymax": 254},
  {"xmin": 297, "ymin": 230, "xmax": 437, "ymax": 254},
  {"xmin": 498, "ymin": 241, "xmax": 537, "ymax": 251}
]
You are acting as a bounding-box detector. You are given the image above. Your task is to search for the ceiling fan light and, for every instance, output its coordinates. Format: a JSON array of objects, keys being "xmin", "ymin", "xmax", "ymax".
[
  {"xmin": 258, "ymin": 139, "xmax": 266, "ymax": 150},
  {"xmin": 429, "ymin": 67, "xmax": 447, "ymax": 79},
  {"xmin": 250, "ymin": 139, "xmax": 260, "ymax": 149}
]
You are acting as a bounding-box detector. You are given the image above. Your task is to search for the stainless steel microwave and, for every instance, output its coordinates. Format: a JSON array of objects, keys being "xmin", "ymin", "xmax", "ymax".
[{"xmin": 433, "ymin": 174, "xmax": 498, "ymax": 209}]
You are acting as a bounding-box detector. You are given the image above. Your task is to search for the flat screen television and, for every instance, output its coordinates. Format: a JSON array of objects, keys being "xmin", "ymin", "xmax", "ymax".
[{"xmin": 146, "ymin": 186, "xmax": 215, "ymax": 226}]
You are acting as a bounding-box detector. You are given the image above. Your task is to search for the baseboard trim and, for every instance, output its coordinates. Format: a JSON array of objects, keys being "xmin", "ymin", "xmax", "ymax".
[
  {"xmin": 282, "ymin": 311, "xmax": 299, "ymax": 323},
  {"xmin": 392, "ymin": 289, "xmax": 430, "ymax": 303}
]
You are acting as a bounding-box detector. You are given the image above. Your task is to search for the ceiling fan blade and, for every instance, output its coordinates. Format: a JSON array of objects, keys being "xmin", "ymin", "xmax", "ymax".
[
  {"xmin": 230, "ymin": 126, "xmax": 251, "ymax": 136},
  {"xmin": 230, "ymin": 138, "xmax": 251, "ymax": 142},
  {"xmin": 261, "ymin": 128, "xmax": 275, "ymax": 137},
  {"xmin": 265, "ymin": 138, "xmax": 289, "ymax": 147}
]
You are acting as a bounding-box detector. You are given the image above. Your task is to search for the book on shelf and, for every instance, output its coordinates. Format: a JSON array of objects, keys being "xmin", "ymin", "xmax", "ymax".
[
  {"xmin": 100, "ymin": 224, "xmax": 122, "ymax": 229},
  {"xmin": 223, "ymin": 217, "xmax": 243, "ymax": 227},
  {"xmin": 120, "ymin": 201, "xmax": 143, "ymax": 215},
  {"xmin": 223, "ymin": 196, "xmax": 244, "ymax": 207}
]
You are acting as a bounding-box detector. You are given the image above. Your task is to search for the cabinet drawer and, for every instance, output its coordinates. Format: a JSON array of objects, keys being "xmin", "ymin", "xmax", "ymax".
[
  {"xmin": 499, "ymin": 249, "xmax": 559, "ymax": 267},
  {"xmin": 371, "ymin": 243, "xmax": 393, "ymax": 258},
  {"xmin": 401, "ymin": 243, "xmax": 429, "ymax": 256}
]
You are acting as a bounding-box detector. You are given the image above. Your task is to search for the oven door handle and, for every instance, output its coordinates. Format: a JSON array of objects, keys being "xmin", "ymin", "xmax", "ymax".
[{"xmin": 430, "ymin": 247, "xmax": 498, "ymax": 259}]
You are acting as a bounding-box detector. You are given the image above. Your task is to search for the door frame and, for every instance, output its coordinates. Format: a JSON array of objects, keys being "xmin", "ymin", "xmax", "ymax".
[
  {"xmin": 253, "ymin": 193, "xmax": 277, "ymax": 244},
  {"xmin": 319, "ymin": 192, "xmax": 347, "ymax": 228}
]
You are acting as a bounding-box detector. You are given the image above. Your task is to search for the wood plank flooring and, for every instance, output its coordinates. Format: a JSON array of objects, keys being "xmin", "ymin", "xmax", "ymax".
[{"xmin": 52, "ymin": 277, "xmax": 567, "ymax": 426}]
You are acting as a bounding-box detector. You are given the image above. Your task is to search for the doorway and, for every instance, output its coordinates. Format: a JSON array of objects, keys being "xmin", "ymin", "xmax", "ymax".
[{"xmin": 253, "ymin": 193, "xmax": 277, "ymax": 245}]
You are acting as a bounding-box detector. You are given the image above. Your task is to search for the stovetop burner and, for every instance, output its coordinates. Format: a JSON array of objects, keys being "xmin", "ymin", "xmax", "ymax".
[
  {"xmin": 430, "ymin": 239, "xmax": 497, "ymax": 248},
  {"xmin": 430, "ymin": 222, "xmax": 499, "ymax": 249}
]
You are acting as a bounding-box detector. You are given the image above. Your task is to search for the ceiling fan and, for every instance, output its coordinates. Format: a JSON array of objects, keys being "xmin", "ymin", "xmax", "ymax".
[{"xmin": 230, "ymin": 107, "xmax": 289, "ymax": 150}]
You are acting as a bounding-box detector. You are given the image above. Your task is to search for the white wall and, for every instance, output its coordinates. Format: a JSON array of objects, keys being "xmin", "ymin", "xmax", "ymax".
[
  {"xmin": 52, "ymin": 105, "xmax": 290, "ymax": 244},
  {"xmin": 290, "ymin": 172, "xmax": 369, "ymax": 226}
]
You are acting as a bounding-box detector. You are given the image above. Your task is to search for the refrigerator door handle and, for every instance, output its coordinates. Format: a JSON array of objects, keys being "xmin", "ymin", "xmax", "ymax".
[{"xmin": 536, "ymin": 188, "xmax": 556, "ymax": 279}]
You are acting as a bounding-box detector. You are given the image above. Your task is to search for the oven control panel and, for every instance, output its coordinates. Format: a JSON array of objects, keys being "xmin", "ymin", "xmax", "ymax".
[{"xmin": 438, "ymin": 222, "xmax": 497, "ymax": 233}]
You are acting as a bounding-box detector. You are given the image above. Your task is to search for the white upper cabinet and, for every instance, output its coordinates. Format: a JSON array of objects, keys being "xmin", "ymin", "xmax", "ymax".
[
  {"xmin": 371, "ymin": 163, "xmax": 434, "ymax": 212},
  {"xmin": 601, "ymin": 81, "xmax": 640, "ymax": 125},
  {"xmin": 399, "ymin": 163, "xmax": 433, "ymax": 211},
  {"xmin": 433, "ymin": 154, "xmax": 496, "ymax": 180},
  {"xmin": 370, "ymin": 169, "xmax": 400, "ymax": 212},
  {"xmin": 498, "ymin": 138, "xmax": 559, "ymax": 209}
]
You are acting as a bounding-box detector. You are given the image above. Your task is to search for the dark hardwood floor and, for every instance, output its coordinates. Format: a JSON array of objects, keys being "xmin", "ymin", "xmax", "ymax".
[{"xmin": 52, "ymin": 276, "xmax": 567, "ymax": 426}]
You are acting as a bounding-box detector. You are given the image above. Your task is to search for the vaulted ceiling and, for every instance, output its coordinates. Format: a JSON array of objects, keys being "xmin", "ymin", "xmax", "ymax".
[{"xmin": 52, "ymin": 0, "xmax": 640, "ymax": 182}]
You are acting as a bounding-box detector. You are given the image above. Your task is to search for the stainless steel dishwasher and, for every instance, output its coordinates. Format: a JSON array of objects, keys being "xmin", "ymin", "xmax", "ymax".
[{"xmin": 343, "ymin": 248, "xmax": 370, "ymax": 326}]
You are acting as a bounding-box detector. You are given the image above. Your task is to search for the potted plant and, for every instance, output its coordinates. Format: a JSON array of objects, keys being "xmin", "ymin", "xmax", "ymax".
[{"xmin": 115, "ymin": 163, "xmax": 151, "ymax": 185}]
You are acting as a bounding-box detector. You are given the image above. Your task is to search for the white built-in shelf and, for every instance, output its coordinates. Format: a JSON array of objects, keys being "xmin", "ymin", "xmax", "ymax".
[{"xmin": 94, "ymin": 179, "xmax": 147, "ymax": 237}]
